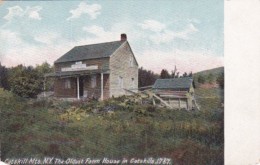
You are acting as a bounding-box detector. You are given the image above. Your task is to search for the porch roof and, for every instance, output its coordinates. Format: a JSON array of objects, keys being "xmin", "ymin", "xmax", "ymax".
[{"xmin": 45, "ymin": 69, "xmax": 109, "ymax": 78}]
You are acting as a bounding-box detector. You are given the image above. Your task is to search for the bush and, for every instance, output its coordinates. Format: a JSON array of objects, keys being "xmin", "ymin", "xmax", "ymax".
[{"xmin": 217, "ymin": 72, "xmax": 224, "ymax": 89}]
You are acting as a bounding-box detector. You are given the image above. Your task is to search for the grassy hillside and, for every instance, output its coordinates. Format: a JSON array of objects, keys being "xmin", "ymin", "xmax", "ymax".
[
  {"xmin": 1, "ymin": 88, "xmax": 223, "ymax": 164},
  {"xmin": 194, "ymin": 67, "xmax": 224, "ymax": 77},
  {"xmin": 193, "ymin": 67, "xmax": 224, "ymax": 88}
]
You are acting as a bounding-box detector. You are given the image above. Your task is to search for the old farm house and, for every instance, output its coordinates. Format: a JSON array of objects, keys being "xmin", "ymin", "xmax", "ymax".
[
  {"xmin": 46, "ymin": 34, "xmax": 138, "ymax": 100},
  {"xmin": 152, "ymin": 77, "xmax": 195, "ymax": 110}
]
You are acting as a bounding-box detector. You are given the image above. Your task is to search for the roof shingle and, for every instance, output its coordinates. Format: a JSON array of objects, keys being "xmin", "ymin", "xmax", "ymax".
[
  {"xmin": 153, "ymin": 77, "xmax": 193, "ymax": 89},
  {"xmin": 55, "ymin": 40, "xmax": 125, "ymax": 63}
]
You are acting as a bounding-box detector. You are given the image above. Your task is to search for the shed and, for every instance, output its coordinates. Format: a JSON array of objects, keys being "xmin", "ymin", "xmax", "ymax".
[{"xmin": 153, "ymin": 77, "xmax": 195, "ymax": 110}]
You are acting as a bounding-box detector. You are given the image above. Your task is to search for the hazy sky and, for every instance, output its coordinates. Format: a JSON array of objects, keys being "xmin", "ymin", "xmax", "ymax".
[{"xmin": 0, "ymin": 0, "xmax": 223, "ymax": 73}]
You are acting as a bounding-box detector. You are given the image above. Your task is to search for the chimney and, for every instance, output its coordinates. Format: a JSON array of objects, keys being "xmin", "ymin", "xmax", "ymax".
[{"xmin": 121, "ymin": 33, "xmax": 127, "ymax": 41}]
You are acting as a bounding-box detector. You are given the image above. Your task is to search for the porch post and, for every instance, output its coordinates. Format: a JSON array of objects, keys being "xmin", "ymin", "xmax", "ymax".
[
  {"xmin": 101, "ymin": 73, "xmax": 104, "ymax": 101},
  {"xmin": 77, "ymin": 76, "xmax": 80, "ymax": 100},
  {"xmin": 179, "ymin": 98, "xmax": 180, "ymax": 110}
]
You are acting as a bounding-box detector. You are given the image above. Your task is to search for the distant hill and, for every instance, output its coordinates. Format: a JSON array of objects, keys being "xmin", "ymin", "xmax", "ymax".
[
  {"xmin": 193, "ymin": 67, "xmax": 224, "ymax": 88},
  {"xmin": 194, "ymin": 67, "xmax": 224, "ymax": 77}
]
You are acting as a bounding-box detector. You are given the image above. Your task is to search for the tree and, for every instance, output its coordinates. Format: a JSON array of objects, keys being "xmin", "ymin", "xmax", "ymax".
[
  {"xmin": 138, "ymin": 67, "xmax": 159, "ymax": 88},
  {"xmin": 188, "ymin": 71, "xmax": 193, "ymax": 77},
  {"xmin": 160, "ymin": 69, "xmax": 170, "ymax": 79},
  {"xmin": 8, "ymin": 65, "xmax": 42, "ymax": 98},
  {"xmin": 217, "ymin": 72, "xmax": 224, "ymax": 89},
  {"xmin": 182, "ymin": 72, "xmax": 188, "ymax": 77},
  {"xmin": 171, "ymin": 65, "xmax": 177, "ymax": 78},
  {"xmin": 176, "ymin": 72, "xmax": 180, "ymax": 78},
  {"xmin": 35, "ymin": 62, "xmax": 53, "ymax": 75},
  {"xmin": 35, "ymin": 62, "xmax": 54, "ymax": 91},
  {"xmin": 171, "ymin": 71, "xmax": 175, "ymax": 78},
  {"xmin": 0, "ymin": 63, "xmax": 9, "ymax": 90}
]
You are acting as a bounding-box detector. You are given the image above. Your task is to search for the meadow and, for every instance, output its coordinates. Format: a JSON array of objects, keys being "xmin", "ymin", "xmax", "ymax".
[{"xmin": 0, "ymin": 87, "xmax": 224, "ymax": 165}]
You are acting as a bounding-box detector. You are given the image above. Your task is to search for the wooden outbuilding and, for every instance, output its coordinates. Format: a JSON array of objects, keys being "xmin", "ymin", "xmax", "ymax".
[{"xmin": 152, "ymin": 77, "xmax": 195, "ymax": 110}]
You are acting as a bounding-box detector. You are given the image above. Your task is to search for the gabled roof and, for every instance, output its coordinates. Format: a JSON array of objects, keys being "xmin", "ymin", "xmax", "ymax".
[
  {"xmin": 55, "ymin": 40, "xmax": 125, "ymax": 63},
  {"xmin": 153, "ymin": 77, "xmax": 193, "ymax": 89}
]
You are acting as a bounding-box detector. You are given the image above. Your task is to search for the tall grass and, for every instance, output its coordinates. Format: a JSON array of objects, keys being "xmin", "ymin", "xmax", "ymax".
[{"xmin": 1, "ymin": 88, "xmax": 224, "ymax": 164}]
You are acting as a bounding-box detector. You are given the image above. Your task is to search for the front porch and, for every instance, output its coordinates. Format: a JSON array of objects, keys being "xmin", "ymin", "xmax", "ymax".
[{"xmin": 45, "ymin": 70, "xmax": 109, "ymax": 100}]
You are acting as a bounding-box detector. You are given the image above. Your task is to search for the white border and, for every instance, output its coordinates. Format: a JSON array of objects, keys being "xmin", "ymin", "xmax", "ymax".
[{"xmin": 225, "ymin": 0, "xmax": 260, "ymax": 164}]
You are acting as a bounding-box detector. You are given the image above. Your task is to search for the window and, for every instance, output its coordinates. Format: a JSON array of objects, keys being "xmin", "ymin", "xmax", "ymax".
[
  {"xmin": 129, "ymin": 57, "xmax": 134, "ymax": 67},
  {"xmin": 65, "ymin": 79, "xmax": 71, "ymax": 89},
  {"xmin": 118, "ymin": 76, "xmax": 124, "ymax": 88},
  {"xmin": 131, "ymin": 78, "xmax": 135, "ymax": 88},
  {"xmin": 91, "ymin": 75, "xmax": 97, "ymax": 88}
]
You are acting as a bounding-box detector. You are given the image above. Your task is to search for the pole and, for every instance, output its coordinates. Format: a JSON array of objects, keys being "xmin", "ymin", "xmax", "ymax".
[
  {"xmin": 77, "ymin": 77, "xmax": 80, "ymax": 100},
  {"xmin": 179, "ymin": 98, "xmax": 180, "ymax": 110},
  {"xmin": 101, "ymin": 73, "xmax": 104, "ymax": 101}
]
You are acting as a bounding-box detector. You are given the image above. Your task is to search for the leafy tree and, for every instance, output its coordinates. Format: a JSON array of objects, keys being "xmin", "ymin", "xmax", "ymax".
[
  {"xmin": 8, "ymin": 62, "xmax": 54, "ymax": 98},
  {"xmin": 160, "ymin": 69, "xmax": 170, "ymax": 79},
  {"xmin": 188, "ymin": 71, "xmax": 193, "ymax": 77},
  {"xmin": 138, "ymin": 67, "xmax": 159, "ymax": 88},
  {"xmin": 217, "ymin": 72, "xmax": 224, "ymax": 89},
  {"xmin": 8, "ymin": 65, "xmax": 42, "ymax": 98},
  {"xmin": 35, "ymin": 62, "xmax": 54, "ymax": 91},
  {"xmin": 0, "ymin": 63, "xmax": 9, "ymax": 90},
  {"xmin": 182, "ymin": 72, "xmax": 188, "ymax": 77},
  {"xmin": 36, "ymin": 62, "xmax": 53, "ymax": 75}
]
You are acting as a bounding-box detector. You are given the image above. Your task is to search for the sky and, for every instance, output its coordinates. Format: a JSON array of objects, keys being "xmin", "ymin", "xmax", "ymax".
[{"xmin": 0, "ymin": 0, "xmax": 223, "ymax": 74}]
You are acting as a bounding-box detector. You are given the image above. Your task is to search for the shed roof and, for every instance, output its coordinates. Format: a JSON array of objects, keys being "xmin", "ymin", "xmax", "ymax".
[
  {"xmin": 153, "ymin": 77, "xmax": 193, "ymax": 89},
  {"xmin": 55, "ymin": 40, "xmax": 125, "ymax": 63}
]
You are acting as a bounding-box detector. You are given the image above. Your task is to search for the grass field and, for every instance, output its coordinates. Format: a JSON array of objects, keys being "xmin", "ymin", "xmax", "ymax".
[{"xmin": 0, "ymin": 87, "xmax": 224, "ymax": 165}]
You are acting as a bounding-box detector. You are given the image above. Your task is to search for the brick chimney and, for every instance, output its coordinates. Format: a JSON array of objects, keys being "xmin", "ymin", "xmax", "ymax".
[{"xmin": 121, "ymin": 33, "xmax": 127, "ymax": 41}]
